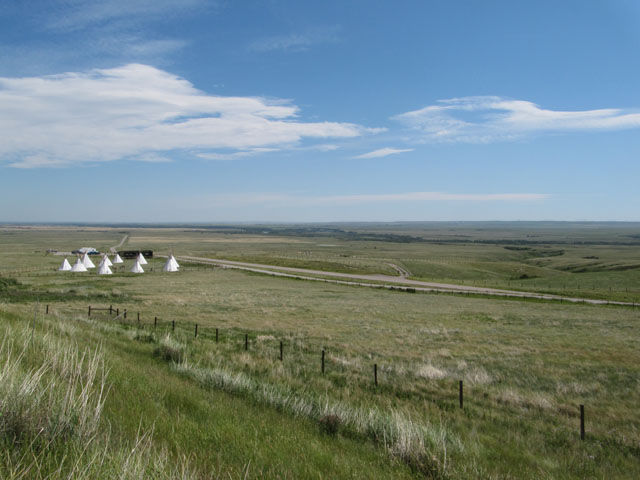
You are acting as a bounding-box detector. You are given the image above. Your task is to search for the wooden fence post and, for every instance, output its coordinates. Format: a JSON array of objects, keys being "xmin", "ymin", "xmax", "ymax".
[
  {"xmin": 46, "ymin": 305, "xmax": 49, "ymax": 315},
  {"xmin": 154, "ymin": 317, "xmax": 157, "ymax": 330},
  {"xmin": 88, "ymin": 306, "xmax": 91, "ymax": 318},
  {"xmin": 245, "ymin": 334, "xmax": 248, "ymax": 351},
  {"xmin": 124, "ymin": 309, "xmax": 127, "ymax": 319},
  {"xmin": 580, "ymin": 405, "xmax": 585, "ymax": 440},
  {"xmin": 374, "ymin": 363, "xmax": 378, "ymax": 386},
  {"xmin": 216, "ymin": 328, "xmax": 219, "ymax": 343},
  {"xmin": 459, "ymin": 380, "xmax": 464, "ymax": 409},
  {"xmin": 279, "ymin": 341, "xmax": 283, "ymax": 361},
  {"xmin": 321, "ymin": 349, "xmax": 325, "ymax": 374},
  {"xmin": 172, "ymin": 320, "xmax": 175, "ymax": 332},
  {"xmin": 195, "ymin": 324, "xmax": 198, "ymax": 338},
  {"xmin": 109, "ymin": 305, "xmax": 113, "ymax": 314}
]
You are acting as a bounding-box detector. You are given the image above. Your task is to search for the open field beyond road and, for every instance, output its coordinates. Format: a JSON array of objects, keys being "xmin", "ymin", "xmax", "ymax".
[{"xmin": 174, "ymin": 254, "xmax": 639, "ymax": 306}]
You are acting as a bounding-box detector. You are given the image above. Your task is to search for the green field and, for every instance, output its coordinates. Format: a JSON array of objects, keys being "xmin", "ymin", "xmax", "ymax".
[{"xmin": 1, "ymin": 223, "xmax": 639, "ymax": 478}]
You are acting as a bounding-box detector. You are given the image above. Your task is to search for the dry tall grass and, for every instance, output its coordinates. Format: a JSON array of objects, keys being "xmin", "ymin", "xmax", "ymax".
[{"xmin": 0, "ymin": 322, "xmax": 200, "ymax": 479}]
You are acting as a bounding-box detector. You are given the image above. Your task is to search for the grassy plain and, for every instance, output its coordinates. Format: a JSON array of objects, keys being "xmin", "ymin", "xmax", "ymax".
[{"xmin": 1, "ymin": 223, "xmax": 640, "ymax": 478}]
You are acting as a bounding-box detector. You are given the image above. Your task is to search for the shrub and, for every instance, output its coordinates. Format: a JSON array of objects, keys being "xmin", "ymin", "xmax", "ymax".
[
  {"xmin": 154, "ymin": 335, "xmax": 185, "ymax": 363},
  {"xmin": 133, "ymin": 330, "xmax": 156, "ymax": 343},
  {"xmin": 319, "ymin": 414, "xmax": 341, "ymax": 435}
]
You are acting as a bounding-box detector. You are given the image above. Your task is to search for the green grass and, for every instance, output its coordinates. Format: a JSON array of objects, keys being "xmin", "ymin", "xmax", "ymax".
[
  {"xmin": 2, "ymin": 223, "xmax": 640, "ymax": 302},
  {"xmin": 2, "ymin": 223, "xmax": 640, "ymax": 478}
]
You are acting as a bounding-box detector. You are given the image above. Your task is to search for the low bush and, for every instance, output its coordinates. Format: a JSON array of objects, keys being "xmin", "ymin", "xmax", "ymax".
[
  {"xmin": 154, "ymin": 334, "xmax": 185, "ymax": 363},
  {"xmin": 319, "ymin": 414, "xmax": 341, "ymax": 435}
]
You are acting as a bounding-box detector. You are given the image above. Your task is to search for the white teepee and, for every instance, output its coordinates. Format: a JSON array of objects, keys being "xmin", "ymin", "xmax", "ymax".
[
  {"xmin": 98, "ymin": 262, "xmax": 113, "ymax": 275},
  {"xmin": 170, "ymin": 255, "xmax": 180, "ymax": 269},
  {"xmin": 137, "ymin": 252, "xmax": 148, "ymax": 265},
  {"xmin": 130, "ymin": 260, "xmax": 144, "ymax": 274},
  {"xmin": 82, "ymin": 253, "xmax": 96, "ymax": 269},
  {"xmin": 163, "ymin": 255, "xmax": 179, "ymax": 272},
  {"xmin": 113, "ymin": 253, "xmax": 123, "ymax": 264},
  {"xmin": 100, "ymin": 254, "xmax": 113, "ymax": 267},
  {"xmin": 70, "ymin": 258, "xmax": 88, "ymax": 272},
  {"xmin": 58, "ymin": 257, "xmax": 72, "ymax": 271}
]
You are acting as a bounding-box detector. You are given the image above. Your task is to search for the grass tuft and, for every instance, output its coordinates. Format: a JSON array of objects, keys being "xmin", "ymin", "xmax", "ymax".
[{"xmin": 154, "ymin": 334, "xmax": 186, "ymax": 363}]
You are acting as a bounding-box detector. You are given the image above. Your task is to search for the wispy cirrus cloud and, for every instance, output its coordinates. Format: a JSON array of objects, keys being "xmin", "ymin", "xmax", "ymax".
[
  {"xmin": 91, "ymin": 35, "xmax": 188, "ymax": 59},
  {"xmin": 3, "ymin": 0, "xmax": 210, "ymax": 73},
  {"xmin": 248, "ymin": 26, "xmax": 341, "ymax": 53},
  {"xmin": 394, "ymin": 96, "xmax": 640, "ymax": 143},
  {"xmin": 0, "ymin": 64, "xmax": 375, "ymax": 168},
  {"xmin": 199, "ymin": 191, "xmax": 550, "ymax": 207},
  {"xmin": 353, "ymin": 147, "xmax": 414, "ymax": 159},
  {"xmin": 43, "ymin": 0, "xmax": 209, "ymax": 32}
]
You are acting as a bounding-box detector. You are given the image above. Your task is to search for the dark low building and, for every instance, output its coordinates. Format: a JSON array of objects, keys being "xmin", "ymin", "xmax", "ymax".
[{"xmin": 119, "ymin": 250, "xmax": 153, "ymax": 259}]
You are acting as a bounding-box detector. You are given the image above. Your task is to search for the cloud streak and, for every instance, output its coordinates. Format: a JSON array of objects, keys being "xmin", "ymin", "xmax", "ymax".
[
  {"xmin": 0, "ymin": 64, "xmax": 374, "ymax": 168},
  {"xmin": 353, "ymin": 147, "xmax": 414, "ymax": 159},
  {"xmin": 199, "ymin": 191, "xmax": 550, "ymax": 207},
  {"xmin": 248, "ymin": 26, "xmax": 341, "ymax": 52},
  {"xmin": 394, "ymin": 96, "xmax": 640, "ymax": 143}
]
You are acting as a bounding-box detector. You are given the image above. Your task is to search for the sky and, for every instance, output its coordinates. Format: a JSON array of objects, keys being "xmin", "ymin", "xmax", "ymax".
[{"xmin": 1, "ymin": 0, "xmax": 639, "ymax": 222}]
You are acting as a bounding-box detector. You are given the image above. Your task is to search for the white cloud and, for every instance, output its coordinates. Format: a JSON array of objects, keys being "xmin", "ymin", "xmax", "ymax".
[
  {"xmin": 304, "ymin": 192, "xmax": 550, "ymax": 205},
  {"xmin": 198, "ymin": 191, "xmax": 550, "ymax": 207},
  {"xmin": 352, "ymin": 147, "xmax": 414, "ymax": 159},
  {"xmin": 0, "ymin": 64, "xmax": 373, "ymax": 168},
  {"xmin": 394, "ymin": 96, "xmax": 640, "ymax": 143},
  {"xmin": 248, "ymin": 26, "xmax": 341, "ymax": 53}
]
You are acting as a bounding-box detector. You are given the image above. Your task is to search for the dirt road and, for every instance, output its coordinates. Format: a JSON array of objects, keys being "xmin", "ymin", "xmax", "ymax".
[
  {"xmin": 110, "ymin": 234, "xmax": 128, "ymax": 253},
  {"xmin": 386, "ymin": 262, "xmax": 410, "ymax": 278},
  {"xmin": 174, "ymin": 255, "xmax": 637, "ymax": 307}
]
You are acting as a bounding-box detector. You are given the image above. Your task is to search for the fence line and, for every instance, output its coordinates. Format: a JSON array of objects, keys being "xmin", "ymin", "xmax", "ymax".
[
  {"xmin": 73, "ymin": 303, "xmax": 592, "ymax": 441},
  {"xmin": 0, "ymin": 267, "xmax": 49, "ymax": 276}
]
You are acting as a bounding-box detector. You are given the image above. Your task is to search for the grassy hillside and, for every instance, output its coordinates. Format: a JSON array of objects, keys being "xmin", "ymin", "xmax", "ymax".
[{"xmin": 0, "ymin": 307, "xmax": 418, "ymax": 478}]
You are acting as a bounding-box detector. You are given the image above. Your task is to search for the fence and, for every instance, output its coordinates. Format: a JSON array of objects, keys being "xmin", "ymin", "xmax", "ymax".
[
  {"xmin": 0, "ymin": 267, "xmax": 49, "ymax": 277},
  {"xmin": 37, "ymin": 303, "xmax": 596, "ymax": 442}
]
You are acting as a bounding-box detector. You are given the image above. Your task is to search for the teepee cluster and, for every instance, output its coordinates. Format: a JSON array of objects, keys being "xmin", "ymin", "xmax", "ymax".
[{"xmin": 59, "ymin": 251, "xmax": 179, "ymax": 275}]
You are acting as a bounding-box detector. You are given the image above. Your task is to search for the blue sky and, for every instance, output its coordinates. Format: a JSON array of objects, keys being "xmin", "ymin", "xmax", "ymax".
[{"xmin": 1, "ymin": 0, "xmax": 639, "ymax": 222}]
